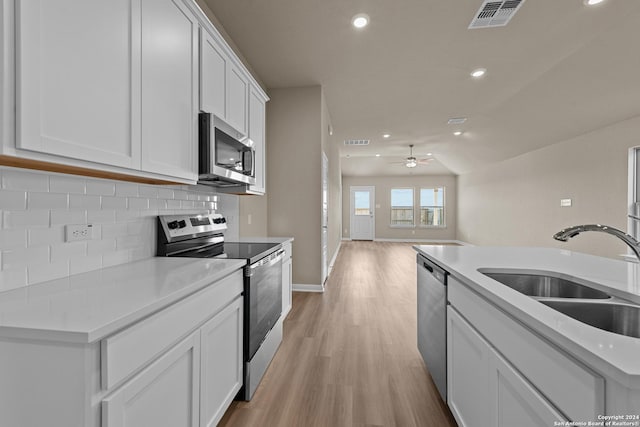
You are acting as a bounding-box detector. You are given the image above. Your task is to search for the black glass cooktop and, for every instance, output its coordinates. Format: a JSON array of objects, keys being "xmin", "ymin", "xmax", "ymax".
[{"xmin": 177, "ymin": 241, "xmax": 280, "ymax": 264}]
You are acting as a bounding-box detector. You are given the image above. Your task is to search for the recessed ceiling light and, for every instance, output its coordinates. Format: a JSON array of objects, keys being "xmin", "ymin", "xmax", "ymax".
[
  {"xmin": 470, "ymin": 68, "xmax": 487, "ymax": 78},
  {"xmin": 427, "ymin": 152, "xmax": 433, "ymax": 156},
  {"xmin": 584, "ymin": 0, "xmax": 605, "ymax": 5},
  {"xmin": 447, "ymin": 117, "xmax": 467, "ymax": 125},
  {"xmin": 352, "ymin": 13, "xmax": 369, "ymax": 29},
  {"xmin": 375, "ymin": 154, "xmax": 381, "ymax": 157},
  {"xmin": 453, "ymin": 131, "xmax": 463, "ymax": 136},
  {"xmin": 383, "ymin": 133, "xmax": 390, "ymax": 138}
]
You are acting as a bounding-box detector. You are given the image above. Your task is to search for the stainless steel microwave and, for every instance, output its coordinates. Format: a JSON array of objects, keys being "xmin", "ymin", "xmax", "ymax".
[{"xmin": 198, "ymin": 112, "xmax": 256, "ymax": 187}]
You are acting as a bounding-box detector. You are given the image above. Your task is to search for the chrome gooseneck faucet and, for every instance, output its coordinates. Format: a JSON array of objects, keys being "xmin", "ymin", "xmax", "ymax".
[{"xmin": 553, "ymin": 224, "xmax": 640, "ymax": 260}]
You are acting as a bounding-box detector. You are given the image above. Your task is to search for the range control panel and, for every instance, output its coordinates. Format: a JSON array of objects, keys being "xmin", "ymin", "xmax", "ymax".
[{"xmin": 159, "ymin": 213, "xmax": 227, "ymax": 241}]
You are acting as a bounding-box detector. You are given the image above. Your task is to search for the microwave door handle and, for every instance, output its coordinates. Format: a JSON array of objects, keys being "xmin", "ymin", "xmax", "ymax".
[{"xmin": 251, "ymin": 148, "xmax": 256, "ymax": 177}]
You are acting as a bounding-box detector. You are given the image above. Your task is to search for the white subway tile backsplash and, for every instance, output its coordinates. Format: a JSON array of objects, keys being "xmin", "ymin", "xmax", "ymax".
[
  {"xmin": 2, "ymin": 246, "xmax": 49, "ymax": 269},
  {"xmin": 102, "ymin": 250, "xmax": 131, "ymax": 267},
  {"xmin": 87, "ymin": 209, "xmax": 116, "ymax": 224},
  {"xmin": 86, "ymin": 180, "xmax": 115, "ymax": 196},
  {"xmin": 0, "ymin": 168, "xmax": 225, "ymax": 287},
  {"xmin": 166, "ymin": 200, "xmax": 181, "ymax": 209},
  {"xmin": 87, "ymin": 238, "xmax": 116, "ymax": 256},
  {"xmin": 50, "ymin": 175, "xmax": 86, "ymax": 194},
  {"xmin": 102, "ymin": 223, "xmax": 129, "ymax": 239},
  {"xmin": 28, "ymin": 261, "xmax": 69, "ymax": 285},
  {"xmin": 139, "ymin": 185, "xmax": 159, "ymax": 198},
  {"xmin": 128, "ymin": 197, "xmax": 149, "ymax": 210},
  {"xmin": 0, "ymin": 190, "xmax": 27, "ymax": 210},
  {"xmin": 4, "ymin": 210, "xmax": 50, "ymax": 229},
  {"xmin": 51, "ymin": 242, "xmax": 87, "ymax": 263},
  {"xmin": 2, "ymin": 169, "xmax": 49, "ymax": 192},
  {"xmin": 0, "ymin": 267, "xmax": 28, "ymax": 291},
  {"xmin": 157, "ymin": 188, "xmax": 174, "ymax": 199},
  {"xmin": 0, "ymin": 229, "xmax": 27, "ymax": 250},
  {"xmin": 28, "ymin": 227, "xmax": 65, "ymax": 247},
  {"xmin": 70, "ymin": 255, "xmax": 102, "ymax": 275},
  {"xmin": 28, "ymin": 192, "xmax": 68, "ymax": 210},
  {"xmin": 69, "ymin": 194, "xmax": 101, "ymax": 210},
  {"xmin": 50, "ymin": 210, "xmax": 86, "ymax": 226},
  {"xmin": 101, "ymin": 196, "xmax": 127, "ymax": 209},
  {"xmin": 115, "ymin": 183, "xmax": 139, "ymax": 197}
]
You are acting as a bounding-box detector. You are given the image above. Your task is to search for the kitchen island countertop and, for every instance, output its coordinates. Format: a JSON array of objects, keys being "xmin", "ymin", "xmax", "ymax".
[{"xmin": 414, "ymin": 245, "xmax": 640, "ymax": 388}]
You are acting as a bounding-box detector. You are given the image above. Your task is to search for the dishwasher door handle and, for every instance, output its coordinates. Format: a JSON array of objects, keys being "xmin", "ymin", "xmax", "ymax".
[{"xmin": 423, "ymin": 262, "xmax": 434, "ymax": 273}]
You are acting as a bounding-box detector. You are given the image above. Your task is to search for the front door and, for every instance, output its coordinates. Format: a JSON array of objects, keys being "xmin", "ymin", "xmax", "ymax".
[{"xmin": 350, "ymin": 186, "xmax": 375, "ymax": 240}]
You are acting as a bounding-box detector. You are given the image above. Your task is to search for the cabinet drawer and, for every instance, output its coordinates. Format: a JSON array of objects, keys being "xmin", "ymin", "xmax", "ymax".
[
  {"xmin": 101, "ymin": 269, "xmax": 243, "ymax": 390},
  {"xmin": 448, "ymin": 277, "xmax": 604, "ymax": 421}
]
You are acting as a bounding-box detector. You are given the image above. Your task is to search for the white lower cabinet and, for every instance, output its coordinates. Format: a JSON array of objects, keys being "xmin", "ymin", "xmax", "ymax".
[
  {"xmin": 200, "ymin": 297, "xmax": 243, "ymax": 427},
  {"xmin": 447, "ymin": 307, "xmax": 568, "ymax": 427},
  {"xmin": 102, "ymin": 332, "xmax": 201, "ymax": 427},
  {"xmin": 447, "ymin": 307, "xmax": 491, "ymax": 426}
]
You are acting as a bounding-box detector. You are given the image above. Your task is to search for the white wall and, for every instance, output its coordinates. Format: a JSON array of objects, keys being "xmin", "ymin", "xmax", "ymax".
[
  {"xmin": 457, "ymin": 116, "xmax": 640, "ymax": 259},
  {"xmin": 342, "ymin": 175, "xmax": 457, "ymax": 241},
  {"xmin": 0, "ymin": 166, "xmax": 234, "ymax": 291}
]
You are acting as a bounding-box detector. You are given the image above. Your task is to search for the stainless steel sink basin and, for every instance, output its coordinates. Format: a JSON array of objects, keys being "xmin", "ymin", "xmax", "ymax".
[
  {"xmin": 540, "ymin": 301, "xmax": 640, "ymax": 338},
  {"xmin": 482, "ymin": 272, "xmax": 611, "ymax": 299}
]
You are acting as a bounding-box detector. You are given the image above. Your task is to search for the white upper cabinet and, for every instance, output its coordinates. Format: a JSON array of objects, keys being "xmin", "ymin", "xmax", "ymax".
[
  {"xmin": 226, "ymin": 64, "xmax": 249, "ymax": 136},
  {"xmin": 200, "ymin": 28, "xmax": 227, "ymax": 119},
  {"xmin": 139, "ymin": 0, "xmax": 198, "ymax": 181},
  {"xmin": 15, "ymin": 0, "xmax": 141, "ymax": 169},
  {"xmin": 248, "ymin": 85, "xmax": 266, "ymax": 194}
]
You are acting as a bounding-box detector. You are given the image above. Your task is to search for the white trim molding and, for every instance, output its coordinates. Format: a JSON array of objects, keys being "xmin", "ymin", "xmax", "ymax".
[
  {"xmin": 292, "ymin": 283, "xmax": 325, "ymax": 293},
  {"xmin": 327, "ymin": 241, "xmax": 342, "ymax": 278}
]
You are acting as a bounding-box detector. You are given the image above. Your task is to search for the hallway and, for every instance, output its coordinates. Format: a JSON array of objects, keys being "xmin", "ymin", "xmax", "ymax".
[{"xmin": 220, "ymin": 241, "xmax": 457, "ymax": 426}]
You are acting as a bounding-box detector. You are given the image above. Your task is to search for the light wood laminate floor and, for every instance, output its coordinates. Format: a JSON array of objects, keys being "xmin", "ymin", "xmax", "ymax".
[{"xmin": 219, "ymin": 241, "xmax": 458, "ymax": 427}]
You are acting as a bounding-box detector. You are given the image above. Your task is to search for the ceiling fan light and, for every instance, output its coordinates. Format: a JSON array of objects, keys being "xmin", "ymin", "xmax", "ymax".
[{"xmin": 406, "ymin": 159, "xmax": 417, "ymax": 168}]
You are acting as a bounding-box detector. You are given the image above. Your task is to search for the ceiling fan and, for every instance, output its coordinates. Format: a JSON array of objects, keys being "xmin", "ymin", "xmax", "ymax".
[{"xmin": 390, "ymin": 144, "xmax": 433, "ymax": 168}]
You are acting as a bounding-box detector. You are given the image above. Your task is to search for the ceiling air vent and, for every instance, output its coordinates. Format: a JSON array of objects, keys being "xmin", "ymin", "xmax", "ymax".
[
  {"xmin": 344, "ymin": 139, "xmax": 370, "ymax": 146},
  {"xmin": 447, "ymin": 117, "xmax": 467, "ymax": 125},
  {"xmin": 468, "ymin": 0, "xmax": 526, "ymax": 29}
]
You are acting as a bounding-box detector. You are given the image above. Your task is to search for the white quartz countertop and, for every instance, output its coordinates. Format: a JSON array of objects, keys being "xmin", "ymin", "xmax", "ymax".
[
  {"xmin": 414, "ymin": 245, "xmax": 640, "ymax": 388},
  {"xmin": 0, "ymin": 257, "xmax": 246, "ymax": 344}
]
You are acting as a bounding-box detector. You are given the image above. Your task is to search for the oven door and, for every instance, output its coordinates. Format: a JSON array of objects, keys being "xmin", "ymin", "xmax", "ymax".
[{"xmin": 245, "ymin": 249, "xmax": 284, "ymax": 360}]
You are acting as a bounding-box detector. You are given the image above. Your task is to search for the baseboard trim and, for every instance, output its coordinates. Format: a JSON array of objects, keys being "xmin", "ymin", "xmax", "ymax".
[
  {"xmin": 293, "ymin": 283, "xmax": 325, "ymax": 293},
  {"xmin": 327, "ymin": 241, "xmax": 342, "ymax": 277}
]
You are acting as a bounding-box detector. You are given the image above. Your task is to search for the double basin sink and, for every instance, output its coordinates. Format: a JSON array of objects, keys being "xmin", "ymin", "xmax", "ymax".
[{"xmin": 480, "ymin": 271, "xmax": 640, "ymax": 339}]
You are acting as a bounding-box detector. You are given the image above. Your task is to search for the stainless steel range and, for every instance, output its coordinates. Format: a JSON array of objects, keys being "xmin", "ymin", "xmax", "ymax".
[{"xmin": 157, "ymin": 213, "xmax": 283, "ymax": 400}]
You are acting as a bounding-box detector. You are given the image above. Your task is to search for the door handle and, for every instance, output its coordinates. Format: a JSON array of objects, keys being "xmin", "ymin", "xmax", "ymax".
[{"xmin": 423, "ymin": 262, "xmax": 433, "ymax": 273}]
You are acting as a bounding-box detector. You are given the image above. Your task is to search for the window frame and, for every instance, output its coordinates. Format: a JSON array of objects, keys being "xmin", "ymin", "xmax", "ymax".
[
  {"xmin": 390, "ymin": 187, "xmax": 415, "ymax": 228},
  {"xmin": 418, "ymin": 186, "xmax": 446, "ymax": 228}
]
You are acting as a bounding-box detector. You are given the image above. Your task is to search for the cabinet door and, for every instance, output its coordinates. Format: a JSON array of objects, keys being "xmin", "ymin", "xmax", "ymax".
[
  {"xmin": 200, "ymin": 28, "xmax": 227, "ymax": 119},
  {"xmin": 140, "ymin": 0, "xmax": 198, "ymax": 181},
  {"xmin": 282, "ymin": 257, "xmax": 292, "ymax": 318},
  {"xmin": 102, "ymin": 332, "xmax": 200, "ymax": 427},
  {"xmin": 15, "ymin": 0, "xmax": 141, "ymax": 169},
  {"xmin": 447, "ymin": 306, "xmax": 491, "ymax": 427},
  {"xmin": 247, "ymin": 86, "xmax": 266, "ymax": 194},
  {"xmin": 200, "ymin": 297, "xmax": 243, "ymax": 427},
  {"xmin": 226, "ymin": 64, "xmax": 248, "ymax": 136},
  {"xmin": 490, "ymin": 350, "xmax": 567, "ymax": 427}
]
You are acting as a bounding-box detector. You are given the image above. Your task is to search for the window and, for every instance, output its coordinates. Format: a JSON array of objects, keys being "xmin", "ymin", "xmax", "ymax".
[
  {"xmin": 354, "ymin": 191, "xmax": 370, "ymax": 216},
  {"xmin": 391, "ymin": 188, "xmax": 414, "ymax": 225},
  {"xmin": 420, "ymin": 187, "xmax": 445, "ymax": 227}
]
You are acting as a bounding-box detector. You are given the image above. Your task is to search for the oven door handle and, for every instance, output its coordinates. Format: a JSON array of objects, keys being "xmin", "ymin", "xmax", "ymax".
[{"xmin": 249, "ymin": 249, "xmax": 285, "ymax": 271}]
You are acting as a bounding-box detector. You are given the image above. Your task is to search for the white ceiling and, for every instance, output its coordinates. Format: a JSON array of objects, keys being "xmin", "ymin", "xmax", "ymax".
[{"xmin": 203, "ymin": 0, "xmax": 640, "ymax": 176}]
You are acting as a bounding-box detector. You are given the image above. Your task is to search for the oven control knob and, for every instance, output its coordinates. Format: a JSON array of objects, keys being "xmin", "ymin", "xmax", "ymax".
[
  {"xmin": 177, "ymin": 220, "xmax": 187, "ymax": 229},
  {"xmin": 213, "ymin": 217, "xmax": 226, "ymax": 224},
  {"xmin": 167, "ymin": 220, "xmax": 180, "ymax": 230}
]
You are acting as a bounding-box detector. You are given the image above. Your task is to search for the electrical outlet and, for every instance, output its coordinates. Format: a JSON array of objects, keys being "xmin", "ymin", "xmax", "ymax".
[
  {"xmin": 65, "ymin": 224, "xmax": 94, "ymax": 242},
  {"xmin": 560, "ymin": 198, "xmax": 572, "ymax": 207}
]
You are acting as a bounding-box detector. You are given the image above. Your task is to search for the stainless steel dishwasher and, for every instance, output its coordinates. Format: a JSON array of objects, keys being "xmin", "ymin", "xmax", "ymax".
[{"xmin": 417, "ymin": 253, "xmax": 448, "ymax": 402}]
